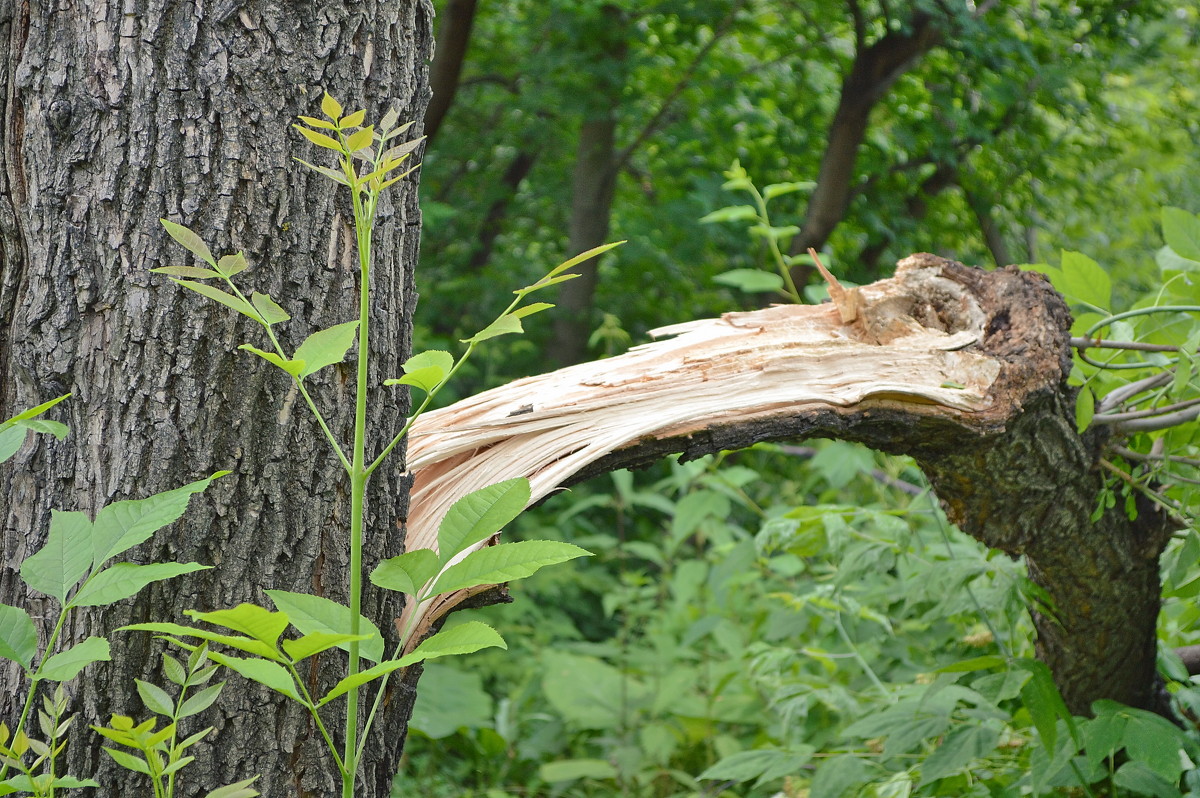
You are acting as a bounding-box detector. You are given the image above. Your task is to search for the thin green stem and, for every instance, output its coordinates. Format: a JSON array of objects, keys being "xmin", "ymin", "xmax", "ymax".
[
  {"xmin": 283, "ymin": 660, "xmax": 347, "ymax": 774},
  {"xmin": 0, "ymin": 602, "xmax": 72, "ymax": 784},
  {"xmin": 748, "ymin": 185, "xmax": 802, "ymax": 303},
  {"xmin": 359, "ymin": 589, "xmax": 430, "ymax": 747},
  {"xmin": 223, "ymin": 280, "xmax": 352, "ymax": 473}
]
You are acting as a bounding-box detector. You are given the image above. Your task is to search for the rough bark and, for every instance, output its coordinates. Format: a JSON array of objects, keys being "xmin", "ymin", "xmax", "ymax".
[
  {"xmin": 0, "ymin": 2, "xmax": 432, "ymax": 796},
  {"xmin": 404, "ymin": 255, "xmax": 1177, "ymax": 716}
]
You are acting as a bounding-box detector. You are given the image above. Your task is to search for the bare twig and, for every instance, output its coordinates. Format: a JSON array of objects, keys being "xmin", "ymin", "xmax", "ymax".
[{"xmin": 1096, "ymin": 372, "xmax": 1173, "ymax": 414}]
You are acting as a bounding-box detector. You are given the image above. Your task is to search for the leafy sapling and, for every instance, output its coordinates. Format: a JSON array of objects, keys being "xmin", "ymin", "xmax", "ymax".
[
  {"xmin": 0, "ymin": 402, "xmax": 228, "ymax": 795},
  {"xmin": 92, "ymin": 644, "xmax": 259, "ymax": 798},
  {"xmin": 147, "ymin": 94, "xmax": 615, "ymax": 797}
]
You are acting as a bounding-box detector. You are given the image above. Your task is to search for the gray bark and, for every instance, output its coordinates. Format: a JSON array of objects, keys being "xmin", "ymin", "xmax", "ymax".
[{"xmin": 0, "ymin": 2, "xmax": 433, "ymax": 796}]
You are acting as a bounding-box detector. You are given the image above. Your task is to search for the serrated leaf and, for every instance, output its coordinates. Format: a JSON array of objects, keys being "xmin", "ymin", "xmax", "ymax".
[
  {"xmin": 136, "ymin": 679, "xmax": 175, "ymax": 717},
  {"xmin": 461, "ymin": 314, "xmax": 523, "ymax": 344},
  {"xmin": 762, "ymin": 180, "xmax": 816, "ymax": 199},
  {"xmin": 250, "ymin": 292, "xmax": 290, "ymax": 324},
  {"xmin": 177, "ymin": 682, "xmax": 225, "ymax": 719},
  {"xmin": 160, "ymin": 220, "xmax": 216, "ymax": 266},
  {"xmin": 699, "ymin": 205, "xmax": 759, "ymax": 224},
  {"xmin": 0, "ymin": 604, "xmax": 37, "ymax": 670},
  {"xmin": 203, "ymin": 776, "xmax": 261, "ymax": 798},
  {"xmin": 293, "ymin": 158, "xmax": 349, "ymax": 186},
  {"xmin": 380, "ymin": 107, "xmax": 400, "ymax": 132},
  {"xmin": 239, "ymin": 345, "xmax": 306, "ymax": 377},
  {"xmin": 293, "ymin": 320, "xmax": 360, "ymax": 378},
  {"xmin": 264, "ymin": 590, "xmax": 383, "ymax": 663},
  {"xmin": 293, "ymin": 125, "xmax": 344, "ymax": 153},
  {"xmin": 73, "ymin": 562, "xmax": 209, "ymax": 607},
  {"xmin": 21, "ymin": 510, "xmax": 93, "ymax": 603},
  {"xmin": 318, "ymin": 622, "xmax": 505, "ymax": 706},
  {"xmin": 437, "ymin": 478, "xmax": 531, "ymax": 563},
  {"xmin": 281, "ymin": 632, "xmax": 372, "ymax": 663},
  {"xmin": 430, "ymin": 541, "xmax": 591, "ymax": 596},
  {"xmin": 536, "ymin": 242, "xmax": 624, "ymax": 286},
  {"xmin": 370, "ymin": 549, "xmax": 440, "ymax": 595},
  {"xmin": 385, "ymin": 350, "xmax": 453, "ymax": 394},
  {"xmin": 92, "ymin": 473, "xmax": 227, "ymax": 567},
  {"xmin": 2, "ymin": 395, "xmax": 69, "ymax": 426},
  {"xmin": 217, "ymin": 252, "xmax": 249, "ymax": 277},
  {"xmin": 150, "ymin": 266, "xmax": 223, "ymax": 279},
  {"xmin": 39, "ymin": 637, "xmax": 111, "ymax": 682},
  {"xmin": 512, "ymin": 302, "xmax": 553, "ymax": 319},
  {"xmin": 173, "ymin": 280, "xmax": 264, "ymax": 323},
  {"xmin": 1058, "ymin": 251, "xmax": 1111, "ymax": 311},
  {"xmin": 345, "ymin": 126, "xmax": 374, "ymax": 153},
  {"xmin": 297, "ymin": 115, "xmax": 335, "ymax": 130},
  {"xmin": 713, "ymin": 269, "xmax": 785, "ymax": 294},
  {"xmin": 162, "ymin": 653, "xmax": 186, "ymax": 686},
  {"xmin": 120, "ymin": 622, "xmax": 280, "ymax": 661},
  {"xmin": 187, "ymin": 604, "xmax": 289, "ymax": 649},
  {"xmin": 101, "ymin": 746, "xmax": 151, "ymax": 774},
  {"xmin": 1164, "ymin": 207, "xmax": 1200, "ymax": 261},
  {"xmin": 203, "ymin": 651, "xmax": 299, "ymax": 700},
  {"xmin": 320, "ymin": 93, "xmax": 343, "ymax": 119},
  {"xmin": 340, "ymin": 109, "xmax": 366, "ymax": 128}
]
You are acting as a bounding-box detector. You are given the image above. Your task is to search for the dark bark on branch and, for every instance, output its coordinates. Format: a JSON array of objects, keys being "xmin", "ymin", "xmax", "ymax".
[{"xmin": 465, "ymin": 149, "xmax": 538, "ymax": 272}]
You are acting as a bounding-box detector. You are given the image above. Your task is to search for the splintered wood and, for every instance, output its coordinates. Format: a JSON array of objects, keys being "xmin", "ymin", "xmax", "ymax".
[{"xmin": 398, "ymin": 255, "xmax": 1002, "ymax": 638}]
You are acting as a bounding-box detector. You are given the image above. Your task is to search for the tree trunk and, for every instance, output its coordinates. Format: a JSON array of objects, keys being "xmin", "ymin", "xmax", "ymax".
[
  {"xmin": 0, "ymin": 2, "xmax": 432, "ymax": 796},
  {"xmin": 404, "ymin": 255, "xmax": 1177, "ymax": 716},
  {"xmin": 425, "ymin": 0, "xmax": 478, "ymax": 144}
]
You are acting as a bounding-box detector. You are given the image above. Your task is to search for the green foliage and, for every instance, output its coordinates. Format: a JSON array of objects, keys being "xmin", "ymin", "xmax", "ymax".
[{"xmin": 0, "ymin": 401, "xmax": 222, "ymax": 795}]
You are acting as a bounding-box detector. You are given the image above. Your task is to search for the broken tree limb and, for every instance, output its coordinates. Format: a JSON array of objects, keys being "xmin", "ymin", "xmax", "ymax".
[{"xmin": 401, "ymin": 253, "xmax": 1178, "ymax": 716}]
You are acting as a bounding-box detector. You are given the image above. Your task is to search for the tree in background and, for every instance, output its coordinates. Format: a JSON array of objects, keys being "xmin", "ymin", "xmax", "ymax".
[{"xmin": 417, "ymin": 0, "xmax": 1193, "ymax": 367}]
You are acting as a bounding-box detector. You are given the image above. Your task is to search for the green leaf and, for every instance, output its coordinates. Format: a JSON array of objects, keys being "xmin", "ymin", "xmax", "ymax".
[
  {"xmin": 186, "ymin": 604, "xmax": 289, "ymax": 649},
  {"xmin": 919, "ymin": 724, "xmax": 1000, "ymax": 785},
  {"xmin": 73, "ymin": 562, "xmax": 209, "ymax": 607},
  {"xmin": 21, "ymin": 510, "xmax": 94, "ymax": 603},
  {"xmin": 119, "ymin": 622, "xmax": 279, "ymax": 660},
  {"xmin": 540, "ymin": 759, "xmax": 618, "ymax": 783},
  {"xmin": 699, "ymin": 749, "xmax": 813, "ymax": 784},
  {"xmin": 92, "ymin": 473, "xmax": 227, "ymax": 567},
  {"xmin": 217, "ymin": 252, "xmax": 249, "ymax": 277},
  {"xmin": 177, "ymin": 682, "xmax": 225, "ymax": 719},
  {"xmin": 713, "ymin": 269, "xmax": 785, "ymax": 294},
  {"xmin": 809, "ymin": 754, "xmax": 872, "ymax": 798},
  {"xmin": 264, "ymin": 590, "xmax": 384, "ymax": 663},
  {"xmin": 318, "ymin": 621, "xmax": 506, "ymax": 706},
  {"xmin": 934, "ymin": 655, "xmax": 1006, "ymax": 673},
  {"xmin": 1164, "ymin": 207, "xmax": 1200, "ymax": 261},
  {"xmin": 1075, "ymin": 386, "xmax": 1095, "ymax": 433},
  {"xmin": 1113, "ymin": 761, "xmax": 1184, "ymax": 798},
  {"xmin": 160, "ymin": 220, "xmax": 216, "ymax": 266},
  {"xmin": 461, "ymin": 313, "xmax": 523, "ymax": 344},
  {"xmin": 512, "ymin": 302, "xmax": 554, "ymax": 319},
  {"xmin": 150, "ymin": 266, "xmax": 223, "ymax": 279},
  {"xmin": 320, "ymin": 93, "xmax": 343, "ymax": 119},
  {"xmin": 135, "ymin": 679, "xmax": 175, "ymax": 717},
  {"xmin": 203, "ymin": 776, "xmax": 261, "ymax": 798},
  {"xmin": 38, "ymin": 636, "xmax": 111, "ymax": 682},
  {"xmin": 532, "ymin": 242, "xmax": 624, "ymax": 287},
  {"xmin": 239, "ymin": 345, "xmax": 306, "ymax": 377},
  {"xmin": 437, "ymin": 478, "xmax": 531, "ymax": 563},
  {"xmin": 1057, "ymin": 251, "xmax": 1111, "ymax": 311},
  {"xmin": 699, "ymin": 205, "xmax": 759, "ymax": 224},
  {"xmin": 340, "ymin": 109, "xmax": 366, "ymax": 128},
  {"xmin": 293, "ymin": 125, "xmax": 344, "ymax": 153},
  {"xmin": 281, "ymin": 632, "xmax": 372, "ymax": 663},
  {"xmin": 297, "ymin": 115, "xmax": 335, "ymax": 130},
  {"xmin": 101, "ymin": 746, "xmax": 152, "ymax": 775},
  {"xmin": 173, "ymin": 280, "xmax": 265, "ymax": 323},
  {"xmin": 293, "ymin": 320, "xmax": 360, "ymax": 378},
  {"xmin": 204, "ymin": 650, "xmax": 299, "ymax": 701},
  {"xmin": 762, "ymin": 181, "xmax": 816, "ymax": 199},
  {"xmin": 250, "ymin": 292, "xmax": 290, "ymax": 324},
  {"xmin": 345, "ymin": 126, "xmax": 374, "ymax": 153},
  {"xmin": 385, "ymin": 350, "xmax": 454, "ymax": 394},
  {"xmin": 430, "ymin": 541, "xmax": 591, "ymax": 596},
  {"xmin": 1123, "ymin": 706, "xmax": 1191, "ymax": 783},
  {"xmin": 1018, "ymin": 658, "xmax": 1076, "ymax": 754},
  {"xmin": 1, "ymin": 394, "xmax": 70, "ymax": 427},
  {"xmin": 407, "ymin": 664, "xmax": 493, "ymax": 738},
  {"xmin": 293, "ymin": 158, "xmax": 349, "ymax": 186},
  {"xmin": 370, "ymin": 549, "xmax": 440, "ymax": 595},
  {"xmin": 0, "ymin": 604, "xmax": 37, "ymax": 669},
  {"xmin": 0, "ymin": 426, "xmax": 25, "ymax": 463},
  {"xmin": 161, "ymin": 653, "xmax": 187, "ymax": 686}
]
